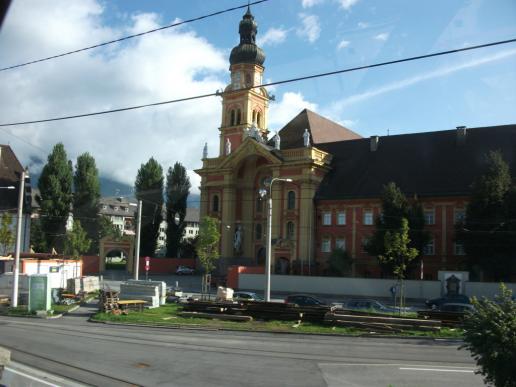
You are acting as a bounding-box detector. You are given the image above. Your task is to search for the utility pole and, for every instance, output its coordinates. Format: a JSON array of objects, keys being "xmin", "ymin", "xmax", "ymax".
[
  {"xmin": 134, "ymin": 200, "xmax": 142, "ymax": 280},
  {"xmin": 12, "ymin": 170, "xmax": 25, "ymax": 308}
]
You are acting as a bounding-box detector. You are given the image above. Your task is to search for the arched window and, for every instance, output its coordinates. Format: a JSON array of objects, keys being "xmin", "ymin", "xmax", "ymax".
[
  {"xmin": 256, "ymin": 196, "xmax": 263, "ymax": 213},
  {"xmin": 237, "ymin": 109, "xmax": 242, "ymax": 125},
  {"xmin": 252, "ymin": 110, "xmax": 256, "ymax": 124},
  {"xmin": 230, "ymin": 110, "xmax": 235, "ymax": 126},
  {"xmin": 255, "ymin": 224, "xmax": 262, "ymax": 240},
  {"xmin": 212, "ymin": 195, "xmax": 219, "ymax": 212},
  {"xmin": 257, "ymin": 112, "xmax": 262, "ymax": 128},
  {"xmin": 287, "ymin": 191, "xmax": 296, "ymax": 210},
  {"xmin": 286, "ymin": 222, "xmax": 295, "ymax": 240}
]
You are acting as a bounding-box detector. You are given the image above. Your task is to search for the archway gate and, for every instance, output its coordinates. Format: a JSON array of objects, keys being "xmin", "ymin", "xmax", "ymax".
[{"xmin": 99, "ymin": 236, "xmax": 135, "ymax": 273}]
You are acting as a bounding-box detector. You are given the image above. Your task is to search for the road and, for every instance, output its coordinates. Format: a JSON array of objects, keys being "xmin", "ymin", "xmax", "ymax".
[{"xmin": 0, "ymin": 303, "xmax": 483, "ymax": 387}]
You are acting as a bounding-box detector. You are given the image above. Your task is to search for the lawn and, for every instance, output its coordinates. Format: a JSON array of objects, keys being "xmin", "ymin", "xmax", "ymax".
[{"xmin": 92, "ymin": 303, "xmax": 464, "ymax": 339}]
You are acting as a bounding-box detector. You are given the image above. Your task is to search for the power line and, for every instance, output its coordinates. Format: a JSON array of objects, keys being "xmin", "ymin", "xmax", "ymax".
[
  {"xmin": 0, "ymin": 0, "xmax": 270, "ymax": 73},
  {"xmin": 1, "ymin": 37, "xmax": 515, "ymax": 128}
]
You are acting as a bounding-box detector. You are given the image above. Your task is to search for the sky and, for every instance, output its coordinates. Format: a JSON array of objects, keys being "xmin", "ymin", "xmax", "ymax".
[{"xmin": 0, "ymin": 0, "xmax": 515, "ymax": 194}]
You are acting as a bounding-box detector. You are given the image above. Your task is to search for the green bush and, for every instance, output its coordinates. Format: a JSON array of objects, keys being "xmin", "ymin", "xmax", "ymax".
[{"xmin": 461, "ymin": 284, "xmax": 516, "ymax": 386}]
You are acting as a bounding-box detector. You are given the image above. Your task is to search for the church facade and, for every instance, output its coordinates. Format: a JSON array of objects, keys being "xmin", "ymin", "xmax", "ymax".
[{"xmin": 196, "ymin": 8, "xmax": 516, "ymax": 280}]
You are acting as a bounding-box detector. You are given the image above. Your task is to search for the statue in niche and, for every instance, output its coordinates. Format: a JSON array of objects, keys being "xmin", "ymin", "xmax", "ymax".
[
  {"xmin": 234, "ymin": 224, "xmax": 243, "ymax": 254},
  {"xmin": 225, "ymin": 138, "xmax": 232, "ymax": 155},
  {"xmin": 202, "ymin": 142, "xmax": 208, "ymax": 159}
]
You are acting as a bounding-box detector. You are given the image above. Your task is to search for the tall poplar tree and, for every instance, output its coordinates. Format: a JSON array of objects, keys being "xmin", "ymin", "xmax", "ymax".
[
  {"xmin": 37, "ymin": 143, "xmax": 73, "ymax": 251},
  {"xmin": 134, "ymin": 158, "xmax": 163, "ymax": 257},
  {"xmin": 73, "ymin": 153, "xmax": 101, "ymax": 254},
  {"xmin": 166, "ymin": 162, "xmax": 191, "ymax": 257},
  {"xmin": 456, "ymin": 150, "xmax": 516, "ymax": 280}
]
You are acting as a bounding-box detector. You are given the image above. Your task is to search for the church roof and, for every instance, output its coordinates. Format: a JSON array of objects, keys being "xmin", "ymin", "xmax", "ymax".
[
  {"xmin": 315, "ymin": 124, "xmax": 516, "ymax": 200},
  {"xmin": 229, "ymin": 6, "xmax": 265, "ymax": 66},
  {"xmin": 277, "ymin": 109, "xmax": 362, "ymax": 149}
]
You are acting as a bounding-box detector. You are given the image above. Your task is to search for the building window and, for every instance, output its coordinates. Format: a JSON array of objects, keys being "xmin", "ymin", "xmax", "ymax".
[
  {"xmin": 287, "ymin": 191, "xmax": 296, "ymax": 210},
  {"xmin": 102, "ymin": 205, "xmax": 107, "ymax": 210},
  {"xmin": 454, "ymin": 209, "xmax": 465, "ymax": 224},
  {"xmin": 337, "ymin": 211, "xmax": 346, "ymax": 225},
  {"xmin": 237, "ymin": 109, "xmax": 242, "ymax": 125},
  {"xmin": 361, "ymin": 237, "xmax": 370, "ymax": 253},
  {"xmin": 336, "ymin": 238, "xmax": 346, "ymax": 250},
  {"xmin": 363, "ymin": 210, "xmax": 373, "ymax": 225},
  {"xmin": 423, "ymin": 239, "xmax": 435, "ymax": 255},
  {"xmin": 212, "ymin": 195, "xmax": 219, "ymax": 212},
  {"xmin": 454, "ymin": 242, "xmax": 465, "ymax": 256},
  {"xmin": 256, "ymin": 196, "xmax": 263, "ymax": 213},
  {"xmin": 113, "ymin": 206, "xmax": 118, "ymax": 211},
  {"xmin": 255, "ymin": 224, "xmax": 262, "ymax": 240},
  {"xmin": 257, "ymin": 112, "xmax": 262, "ymax": 127},
  {"xmin": 230, "ymin": 110, "xmax": 235, "ymax": 126},
  {"xmin": 286, "ymin": 221, "xmax": 295, "ymax": 240},
  {"xmin": 322, "ymin": 212, "xmax": 332, "ymax": 225},
  {"xmin": 424, "ymin": 210, "xmax": 435, "ymax": 225},
  {"xmin": 321, "ymin": 238, "xmax": 331, "ymax": 253},
  {"xmin": 124, "ymin": 207, "xmax": 129, "ymax": 213}
]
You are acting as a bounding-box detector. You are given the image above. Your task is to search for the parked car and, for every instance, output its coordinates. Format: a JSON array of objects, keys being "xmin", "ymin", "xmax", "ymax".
[
  {"xmin": 425, "ymin": 294, "xmax": 470, "ymax": 309},
  {"xmin": 343, "ymin": 299, "xmax": 411, "ymax": 313},
  {"xmin": 284, "ymin": 294, "xmax": 326, "ymax": 306},
  {"xmin": 175, "ymin": 265, "xmax": 195, "ymax": 275},
  {"xmin": 439, "ymin": 303, "xmax": 475, "ymax": 313},
  {"xmin": 233, "ymin": 291, "xmax": 264, "ymax": 302}
]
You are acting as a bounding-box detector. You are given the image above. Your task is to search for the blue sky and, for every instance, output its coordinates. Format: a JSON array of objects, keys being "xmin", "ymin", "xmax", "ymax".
[{"xmin": 0, "ymin": 0, "xmax": 515, "ymax": 189}]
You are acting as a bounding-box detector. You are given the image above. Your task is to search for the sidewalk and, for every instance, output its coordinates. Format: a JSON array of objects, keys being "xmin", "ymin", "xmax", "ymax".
[{"xmin": 1, "ymin": 359, "xmax": 87, "ymax": 386}]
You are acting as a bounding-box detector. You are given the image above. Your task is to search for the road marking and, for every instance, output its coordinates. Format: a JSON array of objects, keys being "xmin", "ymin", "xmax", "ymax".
[
  {"xmin": 399, "ymin": 367, "xmax": 474, "ymax": 373},
  {"xmin": 5, "ymin": 366, "xmax": 58, "ymax": 386}
]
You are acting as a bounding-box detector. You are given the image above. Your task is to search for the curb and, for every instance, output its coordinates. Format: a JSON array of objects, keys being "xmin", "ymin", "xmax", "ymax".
[{"xmin": 88, "ymin": 318, "xmax": 463, "ymax": 343}]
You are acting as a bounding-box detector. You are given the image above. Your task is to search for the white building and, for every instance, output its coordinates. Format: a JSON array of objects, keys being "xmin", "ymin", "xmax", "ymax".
[
  {"xmin": 155, "ymin": 208, "xmax": 200, "ymax": 257},
  {"xmin": 98, "ymin": 196, "xmax": 137, "ymax": 235}
]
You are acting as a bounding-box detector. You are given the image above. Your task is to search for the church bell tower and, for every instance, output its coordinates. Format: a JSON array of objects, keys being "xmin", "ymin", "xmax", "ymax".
[{"xmin": 219, "ymin": 6, "xmax": 270, "ymax": 156}]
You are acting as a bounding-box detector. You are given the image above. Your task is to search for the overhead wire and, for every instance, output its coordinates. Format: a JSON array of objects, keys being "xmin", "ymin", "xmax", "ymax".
[
  {"xmin": 1, "ymin": 37, "xmax": 515, "ymax": 127},
  {"xmin": 0, "ymin": 0, "xmax": 271, "ymax": 72}
]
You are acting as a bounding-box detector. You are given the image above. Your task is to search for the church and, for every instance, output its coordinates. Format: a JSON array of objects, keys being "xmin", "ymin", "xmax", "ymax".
[{"xmin": 196, "ymin": 7, "xmax": 516, "ymax": 280}]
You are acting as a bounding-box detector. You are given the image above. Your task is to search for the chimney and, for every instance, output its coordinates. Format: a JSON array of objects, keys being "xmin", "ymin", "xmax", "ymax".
[
  {"xmin": 456, "ymin": 126, "xmax": 467, "ymax": 145},
  {"xmin": 370, "ymin": 136, "xmax": 379, "ymax": 152}
]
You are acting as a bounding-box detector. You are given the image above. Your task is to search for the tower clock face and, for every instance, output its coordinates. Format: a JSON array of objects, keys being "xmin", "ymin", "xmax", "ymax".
[{"xmin": 254, "ymin": 72, "xmax": 262, "ymax": 86}]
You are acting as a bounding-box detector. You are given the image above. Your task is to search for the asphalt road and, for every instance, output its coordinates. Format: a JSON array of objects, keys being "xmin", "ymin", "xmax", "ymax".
[{"xmin": 0, "ymin": 304, "xmax": 483, "ymax": 387}]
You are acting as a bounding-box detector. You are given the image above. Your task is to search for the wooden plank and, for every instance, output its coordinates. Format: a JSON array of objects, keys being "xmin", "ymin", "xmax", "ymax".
[{"xmin": 178, "ymin": 312, "xmax": 253, "ymax": 322}]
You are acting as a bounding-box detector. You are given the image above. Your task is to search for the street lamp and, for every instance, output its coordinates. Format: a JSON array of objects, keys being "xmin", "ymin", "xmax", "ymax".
[
  {"xmin": 12, "ymin": 170, "xmax": 27, "ymax": 308},
  {"xmin": 259, "ymin": 177, "xmax": 293, "ymax": 302},
  {"xmin": 130, "ymin": 200, "xmax": 142, "ymax": 280},
  {"xmin": 0, "ymin": 186, "xmax": 15, "ymax": 190}
]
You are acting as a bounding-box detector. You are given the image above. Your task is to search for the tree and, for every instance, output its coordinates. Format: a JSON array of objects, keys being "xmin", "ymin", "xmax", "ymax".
[
  {"xmin": 134, "ymin": 158, "xmax": 164, "ymax": 257},
  {"xmin": 461, "ymin": 284, "xmax": 516, "ymax": 386},
  {"xmin": 196, "ymin": 216, "xmax": 221, "ymax": 297},
  {"xmin": 0, "ymin": 213, "xmax": 14, "ymax": 255},
  {"xmin": 73, "ymin": 153, "xmax": 101, "ymax": 254},
  {"xmin": 98, "ymin": 216, "xmax": 123, "ymax": 241},
  {"xmin": 30, "ymin": 218, "xmax": 47, "ymax": 253},
  {"xmin": 64, "ymin": 220, "xmax": 91, "ymax": 259},
  {"xmin": 377, "ymin": 218, "xmax": 419, "ymax": 311},
  {"xmin": 327, "ymin": 248, "xmax": 353, "ymax": 276},
  {"xmin": 180, "ymin": 236, "xmax": 198, "ymax": 259},
  {"xmin": 456, "ymin": 151, "xmax": 516, "ymax": 280},
  {"xmin": 37, "ymin": 143, "xmax": 73, "ymax": 252},
  {"xmin": 365, "ymin": 182, "xmax": 429, "ymax": 277},
  {"xmin": 165, "ymin": 162, "xmax": 191, "ymax": 257}
]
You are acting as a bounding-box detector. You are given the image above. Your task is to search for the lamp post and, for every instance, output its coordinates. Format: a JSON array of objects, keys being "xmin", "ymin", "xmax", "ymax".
[
  {"xmin": 259, "ymin": 177, "xmax": 293, "ymax": 302},
  {"xmin": 12, "ymin": 170, "xmax": 26, "ymax": 308},
  {"xmin": 130, "ymin": 200, "xmax": 142, "ymax": 280}
]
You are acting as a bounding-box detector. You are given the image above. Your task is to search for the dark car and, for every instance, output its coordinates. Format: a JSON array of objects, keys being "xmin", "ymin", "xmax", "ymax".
[
  {"xmin": 284, "ymin": 294, "xmax": 326, "ymax": 306},
  {"xmin": 439, "ymin": 302, "xmax": 475, "ymax": 313},
  {"xmin": 425, "ymin": 294, "xmax": 470, "ymax": 309}
]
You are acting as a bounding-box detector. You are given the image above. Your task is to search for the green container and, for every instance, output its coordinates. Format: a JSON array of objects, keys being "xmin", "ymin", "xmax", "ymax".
[{"xmin": 28, "ymin": 275, "xmax": 51, "ymax": 312}]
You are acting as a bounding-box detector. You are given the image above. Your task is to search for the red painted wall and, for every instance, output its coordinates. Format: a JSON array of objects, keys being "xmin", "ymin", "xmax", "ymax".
[
  {"xmin": 227, "ymin": 265, "xmax": 265, "ymax": 289},
  {"xmin": 138, "ymin": 257, "xmax": 197, "ymax": 274},
  {"xmin": 82, "ymin": 255, "xmax": 100, "ymax": 274}
]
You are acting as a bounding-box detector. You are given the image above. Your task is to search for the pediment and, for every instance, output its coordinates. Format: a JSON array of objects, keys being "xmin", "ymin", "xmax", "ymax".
[{"xmin": 219, "ymin": 138, "xmax": 282, "ymax": 169}]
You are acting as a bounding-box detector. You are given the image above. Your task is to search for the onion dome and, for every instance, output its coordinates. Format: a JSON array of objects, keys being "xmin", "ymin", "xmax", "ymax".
[{"xmin": 229, "ymin": 6, "xmax": 265, "ymax": 66}]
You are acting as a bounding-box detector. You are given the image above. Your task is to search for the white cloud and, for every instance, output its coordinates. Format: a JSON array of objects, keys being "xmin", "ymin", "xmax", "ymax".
[
  {"xmin": 357, "ymin": 21, "xmax": 369, "ymax": 29},
  {"xmin": 296, "ymin": 13, "xmax": 321, "ymax": 43},
  {"xmin": 374, "ymin": 32, "xmax": 389, "ymax": 41},
  {"xmin": 337, "ymin": 0, "xmax": 359, "ymax": 10},
  {"xmin": 301, "ymin": 0, "xmax": 324, "ymax": 8},
  {"xmin": 337, "ymin": 40, "xmax": 350, "ymax": 50},
  {"xmin": 269, "ymin": 92, "xmax": 318, "ymax": 130},
  {"xmin": 329, "ymin": 49, "xmax": 516, "ymax": 112},
  {"xmin": 0, "ymin": 0, "xmax": 228, "ymax": 193},
  {"xmin": 257, "ymin": 27, "xmax": 288, "ymax": 47}
]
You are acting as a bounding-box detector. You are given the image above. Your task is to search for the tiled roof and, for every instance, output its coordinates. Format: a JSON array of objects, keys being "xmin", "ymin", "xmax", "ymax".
[
  {"xmin": 315, "ymin": 124, "xmax": 516, "ymax": 200},
  {"xmin": 277, "ymin": 109, "xmax": 362, "ymax": 149},
  {"xmin": 0, "ymin": 145, "xmax": 28, "ymax": 211}
]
